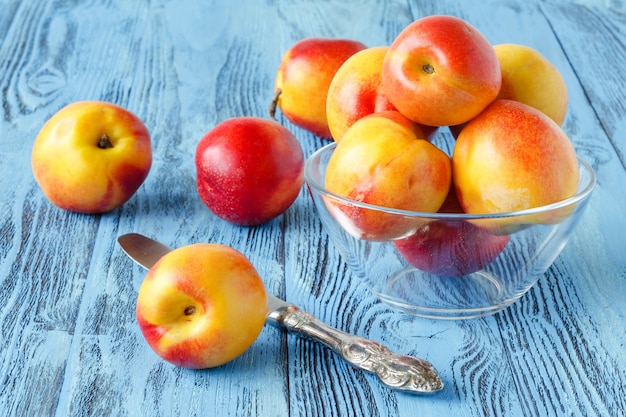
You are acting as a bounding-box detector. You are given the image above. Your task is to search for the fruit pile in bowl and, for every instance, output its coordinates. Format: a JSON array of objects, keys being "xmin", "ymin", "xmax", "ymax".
[
  {"xmin": 301, "ymin": 15, "xmax": 596, "ymax": 319},
  {"xmin": 305, "ymin": 141, "xmax": 595, "ymax": 319}
]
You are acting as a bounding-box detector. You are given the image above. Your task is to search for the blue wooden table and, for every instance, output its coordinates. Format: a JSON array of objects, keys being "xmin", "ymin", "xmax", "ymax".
[{"xmin": 1, "ymin": 1, "xmax": 625, "ymax": 415}]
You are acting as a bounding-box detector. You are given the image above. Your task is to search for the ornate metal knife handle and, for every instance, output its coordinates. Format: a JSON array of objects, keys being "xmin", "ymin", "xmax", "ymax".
[{"xmin": 267, "ymin": 304, "xmax": 444, "ymax": 394}]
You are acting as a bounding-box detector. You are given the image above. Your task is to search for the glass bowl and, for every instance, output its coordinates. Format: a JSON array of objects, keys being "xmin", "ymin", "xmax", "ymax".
[{"xmin": 304, "ymin": 142, "xmax": 596, "ymax": 320}]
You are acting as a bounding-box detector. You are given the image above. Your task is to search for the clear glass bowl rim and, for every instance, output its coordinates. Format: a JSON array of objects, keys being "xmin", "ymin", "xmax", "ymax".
[{"xmin": 304, "ymin": 142, "xmax": 597, "ymax": 221}]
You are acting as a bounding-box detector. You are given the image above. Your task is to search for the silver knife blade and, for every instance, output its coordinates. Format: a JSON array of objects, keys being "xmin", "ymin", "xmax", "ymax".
[
  {"xmin": 117, "ymin": 232, "xmax": 171, "ymax": 269},
  {"xmin": 116, "ymin": 233, "xmax": 444, "ymax": 394}
]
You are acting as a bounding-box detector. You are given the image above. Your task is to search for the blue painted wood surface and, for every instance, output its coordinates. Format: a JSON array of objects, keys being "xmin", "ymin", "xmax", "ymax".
[{"xmin": 1, "ymin": 0, "xmax": 625, "ymax": 415}]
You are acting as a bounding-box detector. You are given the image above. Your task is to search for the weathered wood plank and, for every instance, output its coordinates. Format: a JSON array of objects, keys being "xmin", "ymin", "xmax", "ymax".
[{"xmin": 0, "ymin": 0, "xmax": 624, "ymax": 416}]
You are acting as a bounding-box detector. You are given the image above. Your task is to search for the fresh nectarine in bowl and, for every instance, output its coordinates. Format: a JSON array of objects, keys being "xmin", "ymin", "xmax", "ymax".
[{"xmin": 304, "ymin": 142, "xmax": 596, "ymax": 320}]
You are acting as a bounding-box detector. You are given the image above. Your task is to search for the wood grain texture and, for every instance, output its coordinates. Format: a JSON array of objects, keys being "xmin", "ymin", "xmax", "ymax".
[{"xmin": 0, "ymin": 0, "xmax": 624, "ymax": 416}]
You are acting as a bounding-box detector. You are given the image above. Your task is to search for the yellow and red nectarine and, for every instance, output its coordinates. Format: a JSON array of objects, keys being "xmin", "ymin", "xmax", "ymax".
[
  {"xmin": 494, "ymin": 43, "xmax": 569, "ymax": 126},
  {"xmin": 382, "ymin": 15, "xmax": 501, "ymax": 127},
  {"xmin": 270, "ymin": 37, "xmax": 366, "ymax": 138},
  {"xmin": 452, "ymin": 100, "xmax": 579, "ymax": 217},
  {"xmin": 324, "ymin": 111, "xmax": 451, "ymax": 240},
  {"xmin": 136, "ymin": 243, "xmax": 268, "ymax": 369},
  {"xmin": 31, "ymin": 101, "xmax": 152, "ymax": 214}
]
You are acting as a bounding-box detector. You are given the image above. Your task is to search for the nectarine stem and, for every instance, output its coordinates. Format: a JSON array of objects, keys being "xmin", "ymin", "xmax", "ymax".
[
  {"xmin": 97, "ymin": 133, "xmax": 114, "ymax": 149},
  {"xmin": 422, "ymin": 63, "xmax": 435, "ymax": 74},
  {"xmin": 268, "ymin": 88, "xmax": 282, "ymax": 120},
  {"xmin": 184, "ymin": 306, "xmax": 196, "ymax": 316}
]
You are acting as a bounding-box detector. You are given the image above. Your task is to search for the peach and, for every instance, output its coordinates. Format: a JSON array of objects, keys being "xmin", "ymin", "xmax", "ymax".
[
  {"xmin": 31, "ymin": 101, "xmax": 152, "ymax": 213},
  {"xmin": 452, "ymin": 99, "xmax": 579, "ymax": 219},
  {"xmin": 324, "ymin": 111, "xmax": 451, "ymax": 240},
  {"xmin": 382, "ymin": 15, "xmax": 501, "ymax": 127},
  {"xmin": 494, "ymin": 43, "xmax": 569, "ymax": 126},
  {"xmin": 136, "ymin": 243, "xmax": 268, "ymax": 369},
  {"xmin": 270, "ymin": 37, "xmax": 366, "ymax": 138}
]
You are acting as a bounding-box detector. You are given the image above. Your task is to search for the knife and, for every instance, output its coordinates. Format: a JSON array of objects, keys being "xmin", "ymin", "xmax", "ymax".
[{"xmin": 117, "ymin": 233, "xmax": 444, "ymax": 394}]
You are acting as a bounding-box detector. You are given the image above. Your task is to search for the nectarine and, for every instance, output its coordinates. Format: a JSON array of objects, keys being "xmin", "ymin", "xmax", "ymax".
[
  {"xmin": 324, "ymin": 111, "xmax": 451, "ymax": 240},
  {"xmin": 270, "ymin": 37, "xmax": 366, "ymax": 138},
  {"xmin": 494, "ymin": 43, "xmax": 569, "ymax": 126},
  {"xmin": 136, "ymin": 243, "xmax": 268, "ymax": 369},
  {"xmin": 382, "ymin": 15, "xmax": 501, "ymax": 127},
  {"xmin": 452, "ymin": 100, "xmax": 579, "ymax": 217},
  {"xmin": 31, "ymin": 101, "xmax": 152, "ymax": 214},
  {"xmin": 195, "ymin": 117, "xmax": 304, "ymax": 226},
  {"xmin": 394, "ymin": 188, "xmax": 509, "ymax": 276}
]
